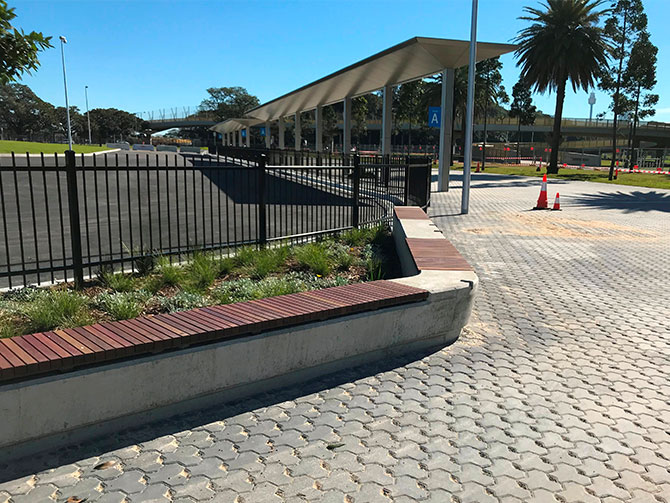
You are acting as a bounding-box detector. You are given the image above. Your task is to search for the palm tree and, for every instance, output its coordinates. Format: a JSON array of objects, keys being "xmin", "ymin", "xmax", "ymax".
[{"xmin": 515, "ymin": 0, "xmax": 611, "ymax": 173}]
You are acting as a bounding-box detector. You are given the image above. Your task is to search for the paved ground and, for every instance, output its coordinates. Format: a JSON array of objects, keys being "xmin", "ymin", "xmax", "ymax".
[{"xmin": 1, "ymin": 173, "xmax": 669, "ymax": 502}]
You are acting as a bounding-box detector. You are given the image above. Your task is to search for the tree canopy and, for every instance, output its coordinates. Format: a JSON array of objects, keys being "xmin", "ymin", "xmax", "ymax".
[
  {"xmin": 199, "ymin": 87, "xmax": 260, "ymax": 122},
  {"xmin": 0, "ymin": 1, "xmax": 52, "ymax": 84},
  {"xmin": 515, "ymin": 0, "xmax": 611, "ymax": 173}
]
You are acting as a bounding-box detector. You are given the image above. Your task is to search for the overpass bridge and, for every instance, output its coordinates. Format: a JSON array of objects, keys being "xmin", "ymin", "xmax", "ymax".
[{"xmin": 140, "ymin": 106, "xmax": 670, "ymax": 146}]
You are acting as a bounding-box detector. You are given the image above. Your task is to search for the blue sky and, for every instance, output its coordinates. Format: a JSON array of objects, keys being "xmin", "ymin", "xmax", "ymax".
[{"xmin": 13, "ymin": 0, "xmax": 670, "ymax": 122}]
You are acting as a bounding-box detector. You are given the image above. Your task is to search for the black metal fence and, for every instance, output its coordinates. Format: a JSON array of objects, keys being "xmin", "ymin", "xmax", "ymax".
[{"xmin": 0, "ymin": 148, "xmax": 431, "ymax": 289}]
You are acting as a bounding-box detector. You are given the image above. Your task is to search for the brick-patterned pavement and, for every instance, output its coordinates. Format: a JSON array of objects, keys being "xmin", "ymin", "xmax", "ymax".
[{"xmin": 1, "ymin": 173, "xmax": 669, "ymax": 502}]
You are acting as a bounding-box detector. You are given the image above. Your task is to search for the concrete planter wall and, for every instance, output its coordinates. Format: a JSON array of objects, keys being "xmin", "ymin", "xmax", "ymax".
[{"xmin": 0, "ymin": 208, "xmax": 477, "ymax": 456}]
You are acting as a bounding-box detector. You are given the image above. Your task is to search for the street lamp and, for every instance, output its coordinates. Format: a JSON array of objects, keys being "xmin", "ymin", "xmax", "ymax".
[
  {"xmin": 85, "ymin": 85, "xmax": 92, "ymax": 144},
  {"xmin": 461, "ymin": 0, "xmax": 478, "ymax": 214},
  {"xmin": 59, "ymin": 36, "xmax": 73, "ymax": 151}
]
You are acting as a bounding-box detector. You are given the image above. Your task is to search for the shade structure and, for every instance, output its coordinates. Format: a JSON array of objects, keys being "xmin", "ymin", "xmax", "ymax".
[
  {"xmin": 211, "ymin": 117, "xmax": 265, "ymax": 134},
  {"xmin": 242, "ymin": 37, "xmax": 517, "ymax": 122}
]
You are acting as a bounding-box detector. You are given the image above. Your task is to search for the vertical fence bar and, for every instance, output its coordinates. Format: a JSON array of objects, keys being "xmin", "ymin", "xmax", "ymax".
[
  {"xmin": 13, "ymin": 154, "xmax": 27, "ymax": 287},
  {"xmin": 65, "ymin": 150, "xmax": 84, "ymax": 289},
  {"xmin": 404, "ymin": 155, "xmax": 410, "ymax": 206},
  {"xmin": 0, "ymin": 165, "xmax": 12, "ymax": 288},
  {"xmin": 352, "ymin": 154, "xmax": 360, "ymax": 228},
  {"xmin": 258, "ymin": 154, "xmax": 267, "ymax": 247}
]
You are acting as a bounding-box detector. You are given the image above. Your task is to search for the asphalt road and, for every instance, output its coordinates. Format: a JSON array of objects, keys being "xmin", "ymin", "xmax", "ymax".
[{"xmin": 0, "ymin": 153, "xmax": 397, "ymax": 288}]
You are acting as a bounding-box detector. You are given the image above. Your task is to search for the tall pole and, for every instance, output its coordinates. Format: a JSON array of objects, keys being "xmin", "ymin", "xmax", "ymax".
[
  {"xmin": 461, "ymin": 0, "xmax": 478, "ymax": 214},
  {"xmin": 85, "ymin": 85, "xmax": 92, "ymax": 145},
  {"xmin": 59, "ymin": 36, "xmax": 73, "ymax": 151}
]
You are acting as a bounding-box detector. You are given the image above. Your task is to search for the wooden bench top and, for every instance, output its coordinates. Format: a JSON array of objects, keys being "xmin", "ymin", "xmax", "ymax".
[
  {"xmin": 394, "ymin": 207, "xmax": 473, "ymax": 273},
  {"xmin": 406, "ymin": 238, "xmax": 473, "ymax": 272},
  {"xmin": 0, "ymin": 280, "xmax": 428, "ymax": 383}
]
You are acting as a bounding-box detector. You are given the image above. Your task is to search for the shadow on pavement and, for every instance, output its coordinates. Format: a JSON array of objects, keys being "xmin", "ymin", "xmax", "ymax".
[
  {"xmin": 432, "ymin": 172, "xmax": 569, "ymax": 190},
  {"xmin": 0, "ymin": 345, "xmax": 450, "ymax": 480},
  {"xmin": 570, "ymin": 190, "xmax": 670, "ymax": 213}
]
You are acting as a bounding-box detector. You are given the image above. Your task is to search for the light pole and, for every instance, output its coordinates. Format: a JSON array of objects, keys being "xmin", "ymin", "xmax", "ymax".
[
  {"xmin": 461, "ymin": 0, "xmax": 478, "ymax": 214},
  {"xmin": 59, "ymin": 36, "xmax": 73, "ymax": 151},
  {"xmin": 85, "ymin": 85, "xmax": 92, "ymax": 144}
]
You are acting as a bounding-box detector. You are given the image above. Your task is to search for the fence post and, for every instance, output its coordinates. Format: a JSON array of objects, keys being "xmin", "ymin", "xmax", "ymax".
[
  {"xmin": 404, "ymin": 155, "xmax": 410, "ymax": 206},
  {"xmin": 258, "ymin": 154, "xmax": 267, "ymax": 247},
  {"xmin": 65, "ymin": 150, "xmax": 84, "ymax": 289},
  {"xmin": 352, "ymin": 154, "xmax": 360, "ymax": 228}
]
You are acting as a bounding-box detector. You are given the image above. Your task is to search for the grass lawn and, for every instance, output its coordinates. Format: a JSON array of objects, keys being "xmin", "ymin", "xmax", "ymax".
[
  {"xmin": 0, "ymin": 225, "xmax": 399, "ymax": 338},
  {"xmin": 0, "ymin": 140, "xmax": 112, "ymax": 154},
  {"xmin": 449, "ymin": 164, "xmax": 670, "ymax": 190}
]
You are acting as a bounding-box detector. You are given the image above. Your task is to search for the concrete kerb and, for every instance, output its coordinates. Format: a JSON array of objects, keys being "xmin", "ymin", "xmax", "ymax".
[{"xmin": 0, "ymin": 208, "xmax": 478, "ymax": 457}]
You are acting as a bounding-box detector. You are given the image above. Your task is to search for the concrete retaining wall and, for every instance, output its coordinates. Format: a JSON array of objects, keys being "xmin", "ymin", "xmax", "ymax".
[{"xmin": 0, "ymin": 210, "xmax": 477, "ymax": 455}]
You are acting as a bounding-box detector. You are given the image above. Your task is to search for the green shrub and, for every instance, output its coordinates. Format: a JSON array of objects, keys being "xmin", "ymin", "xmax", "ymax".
[
  {"xmin": 156, "ymin": 256, "xmax": 184, "ymax": 287},
  {"xmin": 24, "ymin": 290, "xmax": 91, "ymax": 332},
  {"xmin": 234, "ymin": 246, "xmax": 258, "ymax": 267},
  {"xmin": 250, "ymin": 247, "xmax": 289, "ymax": 278},
  {"xmin": 328, "ymin": 242, "xmax": 355, "ymax": 270},
  {"xmin": 339, "ymin": 224, "xmax": 387, "ymax": 247},
  {"xmin": 98, "ymin": 270, "xmax": 137, "ymax": 292},
  {"xmin": 0, "ymin": 312, "xmax": 22, "ymax": 338},
  {"xmin": 211, "ymin": 272, "xmax": 350, "ymax": 306},
  {"xmin": 294, "ymin": 242, "xmax": 332, "ymax": 276},
  {"xmin": 366, "ymin": 257, "xmax": 384, "ymax": 281},
  {"xmin": 158, "ymin": 291, "xmax": 209, "ymax": 313},
  {"xmin": 188, "ymin": 253, "xmax": 219, "ymax": 290},
  {"xmin": 95, "ymin": 291, "xmax": 149, "ymax": 321},
  {"xmin": 215, "ymin": 256, "xmax": 235, "ymax": 276}
]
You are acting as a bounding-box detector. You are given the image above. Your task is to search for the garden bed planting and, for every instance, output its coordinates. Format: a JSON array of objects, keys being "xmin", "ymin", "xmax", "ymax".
[{"xmin": 0, "ymin": 225, "xmax": 400, "ymax": 338}]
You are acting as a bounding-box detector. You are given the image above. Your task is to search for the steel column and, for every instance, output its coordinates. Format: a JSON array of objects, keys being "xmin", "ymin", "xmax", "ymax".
[
  {"xmin": 343, "ymin": 96, "xmax": 352, "ymax": 153},
  {"xmin": 438, "ymin": 68, "xmax": 455, "ymax": 192},
  {"xmin": 315, "ymin": 105, "xmax": 323, "ymax": 152},
  {"xmin": 382, "ymin": 85, "xmax": 392, "ymax": 156},
  {"xmin": 278, "ymin": 117, "xmax": 285, "ymax": 149},
  {"xmin": 295, "ymin": 112, "xmax": 302, "ymax": 150}
]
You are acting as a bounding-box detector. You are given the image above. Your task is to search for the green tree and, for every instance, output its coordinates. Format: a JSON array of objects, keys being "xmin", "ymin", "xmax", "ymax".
[
  {"xmin": 475, "ymin": 58, "xmax": 508, "ymax": 168},
  {"xmin": 515, "ymin": 0, "xmax": 611, "ymax": 174},
  {"xmin": 0, "ymin": 1, "xmax": 52, "ymax": 84},
  {"xmin": 395, "ymin": 80, "xmax": 425, "ymax": 147},
  {"xmin": 352, "ymin": 96, "xmax": 368, "ymax": 146},
  {"xmin": 0, "ymin": 83, "xmax": 53, "ymax": 139},
  {"xmin": 52, "ymin": 106, "xmax": 86, "ymax": 142},
  {"xmin": 89, "ymin": 108, "xmax": 147, "ymax": 143},
  {"xmin": 199, "ymin": 87, "xmax": 260, "ymax": 122},
  {"xmin": 622, "ymin": 31, "xmax": 658, "ymax": 164},
  {"xmin": 508, "ymin": 78, "xmax": 538, "ymax": 158},
  {"xmin": 599, "ymin": 0, "xmax": 648, "ymax": 178},
  {"xmin": 322, "ymin": 104, "xmax": 339, "ymax": 150}
]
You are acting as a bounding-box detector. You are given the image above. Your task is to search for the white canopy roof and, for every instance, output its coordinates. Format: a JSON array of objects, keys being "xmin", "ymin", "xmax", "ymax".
[
  {"xmin": 240, "ymin": 37, "xmax": 517, "ymax": 123},
  {"xmin": 211, "ymin": 117, "xmax": 265, "ymax": 134}
]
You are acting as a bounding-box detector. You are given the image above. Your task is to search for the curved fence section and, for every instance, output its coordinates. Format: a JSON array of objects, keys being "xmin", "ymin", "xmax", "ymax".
[{"xmin": 0, "ymin": 149, "xmax": 431, "ymax": 289}]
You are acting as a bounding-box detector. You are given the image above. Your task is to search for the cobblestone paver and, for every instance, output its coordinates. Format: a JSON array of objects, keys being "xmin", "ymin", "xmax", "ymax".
[{"xmin": 1, "ymin": 174, "xmax": 669, "ymax": 502}]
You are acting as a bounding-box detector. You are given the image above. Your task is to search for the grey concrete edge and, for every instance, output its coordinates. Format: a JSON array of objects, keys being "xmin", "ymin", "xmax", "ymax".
[{"xmin": 0, "ymin": 208, "xmax": 478, "ymax": 457}]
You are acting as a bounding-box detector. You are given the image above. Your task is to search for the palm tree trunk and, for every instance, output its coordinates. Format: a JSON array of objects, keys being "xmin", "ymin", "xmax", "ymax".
[
  {"xmin": 548, "ymin": 79, "xmax": 566, "ymax": 174},
  {"xmin": 609, "ymin": 8, "xmax": 628, "ymax": 180}
]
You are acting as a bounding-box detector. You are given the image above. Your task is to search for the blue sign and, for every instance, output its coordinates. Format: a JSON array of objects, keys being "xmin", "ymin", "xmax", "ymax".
[
  {"xmin": 260, "ymin": 127, "xmax": 266, "ymax": 137},
  {"xmin": 241, "ymin": 130, "xmax": 246, "ymax": 138},
  {"xmin": 428, "ymin": 107, "xmax": 441, "ymax": 128}
]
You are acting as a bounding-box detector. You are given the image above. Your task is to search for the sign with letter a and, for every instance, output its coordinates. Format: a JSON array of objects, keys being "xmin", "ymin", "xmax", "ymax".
[{"xmin": 428, "ymin": 107, "xmax": 441, "ymax": 128}]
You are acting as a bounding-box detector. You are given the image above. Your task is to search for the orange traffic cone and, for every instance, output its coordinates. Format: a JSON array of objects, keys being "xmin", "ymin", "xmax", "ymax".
[
  {"xmin": 552, "ymin": 193, "xmax": 561, "ymax": 211},
  {"xmin": 534, "ymin": 174, "xmax": 548, "ymax": 209},
  {"xmin": 475, "ymin": 162, "xmax": 480, "ymax": 173}
]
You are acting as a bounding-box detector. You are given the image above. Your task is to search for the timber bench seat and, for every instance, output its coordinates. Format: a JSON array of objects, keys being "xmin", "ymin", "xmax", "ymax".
[{"xmin": 0, "ymin": 280, "xmax": 428, "ymax": 383}]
